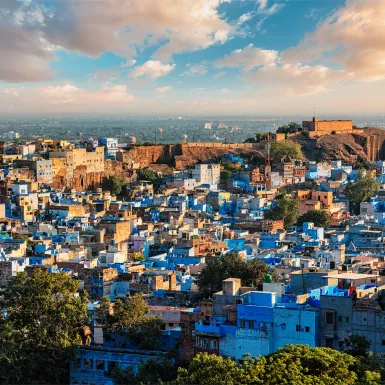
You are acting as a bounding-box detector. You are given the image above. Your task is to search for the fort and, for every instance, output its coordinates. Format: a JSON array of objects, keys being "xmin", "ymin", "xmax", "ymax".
[{"xmin": 302, "ymin": 118, "xmax": 362, "ymax": 137}]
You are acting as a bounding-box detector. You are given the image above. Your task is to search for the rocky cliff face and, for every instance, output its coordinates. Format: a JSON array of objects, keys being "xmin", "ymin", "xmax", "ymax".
[
  {"xmin": 52, "ymin": 160, "xmax": 132, "ymax": 191},
  {"xmin": 292, "ymin": 127, "xmax": 385, "ymax": 164}
]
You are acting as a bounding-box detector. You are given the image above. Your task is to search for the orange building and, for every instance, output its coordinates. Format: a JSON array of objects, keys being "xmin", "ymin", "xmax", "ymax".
[
  {"xmin": 292, "ymin": 190, "xmax": 333, "ymax": 215},
  {"xmin": 302, "ymin": 118, "xmax": 353, "ymax": 137}
]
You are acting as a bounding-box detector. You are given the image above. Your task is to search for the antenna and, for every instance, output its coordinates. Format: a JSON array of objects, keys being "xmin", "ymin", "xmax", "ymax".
[
  {"xmin": 313, "ymin": 107, "xmax": 316, "ymax": 120},
  {"xmin": 265, "ymin": 133, "xmax": 271, "ymax": 167}
]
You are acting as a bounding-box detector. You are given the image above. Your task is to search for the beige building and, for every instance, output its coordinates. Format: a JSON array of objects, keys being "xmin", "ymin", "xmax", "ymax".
[{"xmin": 49, "ymin": 147, "xmax": 104, "ymax": 179}]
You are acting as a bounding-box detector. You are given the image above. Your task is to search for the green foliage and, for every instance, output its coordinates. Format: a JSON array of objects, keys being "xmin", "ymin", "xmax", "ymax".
[
  {"xmin": 262, "ymin": 345, "xmax": 357, "ymax": 385},
  {"xmin": 112, "ymin": 358, "xmax": 178, "ymax": 385},
  {"xmin": 345, "ymin": 178, "xmax": 380, "ymax": 215},
  {"xmin": 95, "ymin": 294, "xmax": 163, "ymax": 350},
  {"xmin": 270, "ymin": 140, "xmax": 303, "ymax": 163},
  {"xmin": 264, "ymin": 197, "xmax": 299, "ymax": 229},
  {"xmin": 196, "ymin": 252, "xmax": 268, "ymax": 298},
  {"xmin": 297, "ymin": 210, "xmax": 331, "ymax": 228},
  {"xmin": 101, "ymin": 175, "xmax": 126, "ymax": 196},
  {"xmin": 0, "ymin": 269, "xmax": 89, "ymax": 384},
  {"xmin": 136, "ymin": 168, "xmax": 161, "ymax": 191},
  {"xmin": 342, "ymin": 335, "xmax": 371, "ymax": 358},
  {"xmin": 220, "ymin": 169, "xmax": 234, "ymax": 180},
  {"xmin": 132, "ymin": 252, "xmax": 145, "ymax": 262},
  {"xmin": 244, "ymin": 133, "xmax": 268, "ymax": 144},
  {"xmin": 276, "ymin": 122, "xmax": 299, "ymax": 134},
  {"xmin": 172, "ymin": 345, "xmax": 365, "ymax": 385}
]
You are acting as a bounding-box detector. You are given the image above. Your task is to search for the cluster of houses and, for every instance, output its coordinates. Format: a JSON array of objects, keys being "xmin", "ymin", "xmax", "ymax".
[{"xmin": 2, "ymin": 132, "xmax": 385, "ymax": 385}]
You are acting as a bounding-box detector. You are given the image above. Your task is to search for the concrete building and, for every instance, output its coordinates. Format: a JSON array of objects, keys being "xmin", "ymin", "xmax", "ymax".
[
  {"xmin": 191, "ymin": 164, "xmax": 220, "ymax": 187},
  {"xmin": 98, "ymin": 138, "xmax": 119, "ymax": 159}
]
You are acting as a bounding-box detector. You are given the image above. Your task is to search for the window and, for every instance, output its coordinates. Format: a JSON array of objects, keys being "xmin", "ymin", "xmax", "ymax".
[
  {"xmin": 325, "ymin": 338, "xmax": 334, "ymax": 348},
  {"xmin": 249, "ymin": 320, "xmax": 254, "ymax": 329},
  {"xmin": 83, "ymin": 359, "xmax": 92, "ymax": 369},
  {"xmin": 108, "ymin": 361, "xmax": 116, "ymax": 373},
  {"xmin": 240, "ymin": 319, "xmax": 246, "ymax": 328},
  {"xmin": 382, "ymin": 340, "xmax": 385, "ymax": 346},
  {"xmin": 325, "ymin": 311, "xmax": 335, "ymax": 325},
  {"xmin": 296, "ymin": 325, "xmax": 301, "ymax": 332},
  {"xmin": 338, "ymin": 315, "xmax": 342, "ymax": 322},
  {"xmin": 305, "ymin": 326, "xmax": 310, "ymax": 333},
  {"xmin": 281, "ymin": 323, "xmax": 286, "ymax": 331},
  {"xmin": 346, "ymin": 317, "xmax": 350, "ymax": 323},
  {"xmin": 338, "ymin": 341, "xmax": 344, "ymax": 348},
  {"xmin": 96, "ymin": 360, "xmax": 104, "ymax": 371}
]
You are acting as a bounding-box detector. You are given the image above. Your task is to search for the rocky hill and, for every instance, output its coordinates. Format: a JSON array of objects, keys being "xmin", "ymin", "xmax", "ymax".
[{"xmin": 292, "ymin": 127, "xmax": 385, "ymax": 164}]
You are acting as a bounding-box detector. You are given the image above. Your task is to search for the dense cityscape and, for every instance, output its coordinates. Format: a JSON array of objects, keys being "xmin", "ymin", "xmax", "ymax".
[
  {"xmin": 2, "ymin": 0, "xmax": 385, "ymax": 384},
  {"xmin": 0, "ymin": 118, "xmax": 385, "ymax": 384}
]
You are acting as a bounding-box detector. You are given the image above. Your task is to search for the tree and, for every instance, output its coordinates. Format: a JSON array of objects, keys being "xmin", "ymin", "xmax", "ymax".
[
  {"xmin": 95, "ymin": 294, "xmax": 163, "ymax": 350},
  {"xmin": 101, "ymin": 175, "xmax": 126, "ymax": 196},
  {"xmin": 0, "ymin": 269, "xmax": 89, "ymax": 384},
  {"xmin": 136, "ymin": 168, "xmax": 161, "ymax": 191},
  {"xmin": 261, "ymin": 345, "xmax": 357, "ymax": 385},
  {"xmin": 172, "ymin": 346, "xmax": 371, "ymax": 385},
  {"xmin": 277, "ymin": 122, "xmax": 299, "ymax": 134},
  {"xmin": 196, "ymin": 252, "xmax": 268, "ymax": 298},
  {"xmin": 270, "ymin": 140, "xmax": 303, "ymax": 163},
  {"xmin": 264, "ymin": 197, "xmax": 299, "ymax": 229},
  {"xmin": 112, "ymin": 358, "xmax": 178, "ymax": 385},
  {"xmin": 297, "ymin": 210, "xmax": 331, "ymax": 228},
  {"xmin": 345, "ymin": 178, "xmax": 380, "ymax": 215},
  {"xmin": 342, "ymin": 335, "xmax": 371, "ymax": 358},
  {"xmin": 173, "ymin": 352, "xmax": 263, "ymax": 385}
]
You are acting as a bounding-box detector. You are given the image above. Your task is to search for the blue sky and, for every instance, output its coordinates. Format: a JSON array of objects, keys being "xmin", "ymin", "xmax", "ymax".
[{"xmin": 0, "ymin": 0, "xmax": 384, "ymax": 115}]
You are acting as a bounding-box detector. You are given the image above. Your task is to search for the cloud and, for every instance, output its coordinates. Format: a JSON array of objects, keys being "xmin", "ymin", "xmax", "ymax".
[
  {"xmin": 44, "ymin": 0, "xmax": 233, "ymax": 60},
  {"xmin": 0, "ymin": 84, "xmax": 135, "ymax": 112},
  {"xmin": 221, "ymin": 88, "xmax": 230, "ymax": 94},
  {"xmin": 214, "ymin": 44, "xmax": 279, "ymax": 71},
  {"xmin": 129, "ymin": 61, "xmax": 175, "ymax": 79},
  {"xmin": 0, "ymin": 0, "xmax": 232, "ymax": 82},
  {"xmin": 284, "ymin": 0, "xmax": 385, "ymax": 81},
  {"xmin": 0, "ymin": 23, "xmax": 54, "ymax": 82},
  {"xmin": 246, "ymin": 63, "xmax": 349, "ymax": 96},
  {"xmin": 214, "ymin": 71, "xmax": 226, "ymax": 79},
  {"xmin": 155, "ymin": 86, "xmax": 172, "ymax": 93},
  {"xmin": 182, "ymin": 64, "xmax": 208, "ymax": 76}
]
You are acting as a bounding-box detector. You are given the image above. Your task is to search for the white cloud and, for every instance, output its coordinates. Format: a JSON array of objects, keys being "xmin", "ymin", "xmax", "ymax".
[
  {"xmin": 129, "ymin": 61, "xmax": 175, "ymax": 79},
  {"xmin": 214, "ymin": 44, "xmax": 279, "ymax": 71},
  {"xmin": 45, "ymin": 0, "xmax": 233, "ymax": 60},
  {"xmin": 221, "ymin": 88, "xmax": 230, "ymax": 94},
  {"xmin": 214, "ymin": 71, "xmax": 226, "ymax": 79},
  {"xmin": 182, "ymin": 64, "xmax": 208, "ymax": 76},
  {"xmin": 284, "ymin": 0, "xmax": 385, "ymax": 81},
  {"xmin": 0, "ymin": 23, "xmax": 54, "ymax": 82},
  {"xmin": 1, "ymin": 84, "xmax": 135, "ymax": 112},
  {"xmin": 155, "ymin": 86, "xmax": 172, "ymax": 93}
]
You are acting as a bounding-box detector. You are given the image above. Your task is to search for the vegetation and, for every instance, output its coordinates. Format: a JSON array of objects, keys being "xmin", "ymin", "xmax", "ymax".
[
  {"xmin": 276, "ymin": 122, "xmax": 300, "ymax": 135},
  {"xmin": 101, "ymin": 175, "xmax": 126, "ymax": 196},
  {"xmin": 136, "ymin": 168, "xmax": 162, "ymax": 191},
  {"xmin": 196, "ymin": 252, "xmax": 268, "ymax": 298},
  {"xmin": 270, "ymin": 140, "xmax": 303, "ymax": 163},
  {"xmin": 132, "ymin": 251, "xmax": 145, "ymax": 262},
  {"xmin": 0, "ymin": 269, "xmax": 89, "ymax": 384},
  {"xmin": 170, "ymin": 345, "xmax": 383, "ymax": 385},
  {"xmin": 297, "ymin": 210, "xmax": 331, "ymax": 228},
  {"xmin": 244, "ymin": 133, "xmax": 268, "ymax": 143},
  {"xmin": 264, "ymin": 197, "xmax": 299, "ymax": 229},
  {"xmin": 95, "ymin": 294, "xmax": 163, "ymax": 350},
  {"xmin": 112, "ymin": 358, "xmax": 178, "ymax": 385},
  {"xmin": 345, "ymin": 178, "xmax": 380, "ymax": 215}
]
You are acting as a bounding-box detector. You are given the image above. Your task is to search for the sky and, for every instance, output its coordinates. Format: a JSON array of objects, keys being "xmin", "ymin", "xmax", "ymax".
[{"xmin": 1, "ymin": 0, "xmax": 385, "ymax": 116}]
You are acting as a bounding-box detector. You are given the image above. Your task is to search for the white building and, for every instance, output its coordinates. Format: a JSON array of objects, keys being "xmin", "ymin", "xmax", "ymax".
[{"xmin": 191, "ymin": 164, "xmax": 220, "ymax": 186}]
